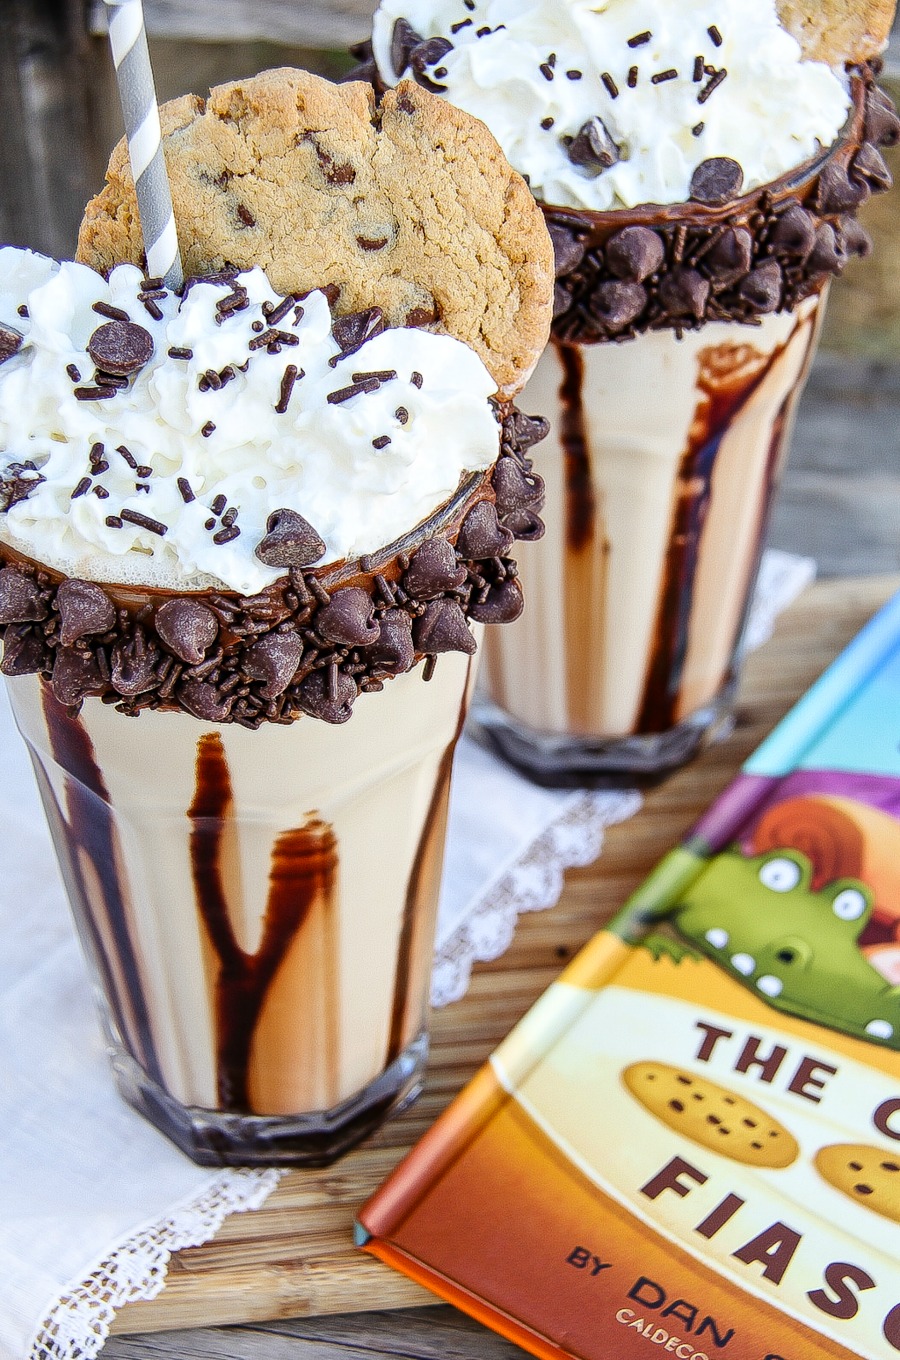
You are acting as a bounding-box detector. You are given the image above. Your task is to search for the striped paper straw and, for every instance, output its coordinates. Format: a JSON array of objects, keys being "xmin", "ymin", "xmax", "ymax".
[{"xmin": 102, "ymin": 0, "xmax": 183, "ymax": 291}]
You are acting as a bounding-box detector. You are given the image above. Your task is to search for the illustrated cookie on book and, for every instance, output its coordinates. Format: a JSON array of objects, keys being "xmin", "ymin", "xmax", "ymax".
[
  {"xmin": 622, "ymin": 1062, "xmax": 799, "ymax": 1168},
  {"xmin": 815, "ymin": 1143, "xmax": 900, "ymax": 1220}
]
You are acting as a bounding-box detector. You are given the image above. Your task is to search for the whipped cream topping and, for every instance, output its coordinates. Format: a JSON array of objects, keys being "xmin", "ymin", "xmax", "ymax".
[
  {"xmin": 371, "ymin": 0, "xmax": 851, "ymax": 211},
  {"xmin": 0, "ymin": 249, "xmax": 500, "ymax": 595}
]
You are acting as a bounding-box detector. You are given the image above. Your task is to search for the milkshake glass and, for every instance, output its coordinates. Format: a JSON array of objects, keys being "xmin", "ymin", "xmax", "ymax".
[
  {"xmin": 0, "ymin": 70, "xmax": 554, "ymax": 1163},
  {"xmin": 365, "ymin": 0, "xmax": 899, "ymax": 783}
]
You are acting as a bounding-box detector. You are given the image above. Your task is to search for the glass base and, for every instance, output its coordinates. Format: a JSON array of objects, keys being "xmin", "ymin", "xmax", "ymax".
[
  {"xmin": 471, "ymin": 683, "xmax": 737, "ymax": 789},
  {"xmin": 110, "ymin": 1032, "xmax": 429, "ymax": 1167}
]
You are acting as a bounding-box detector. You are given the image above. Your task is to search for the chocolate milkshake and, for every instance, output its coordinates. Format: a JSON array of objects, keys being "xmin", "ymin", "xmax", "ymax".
[
  {"xmin": 363, "ymin": 0, "xmax": 898, "ymax": 783},
  {"xmin": 0, "ymin": 70, "xmax": 554, "ymax": 1164}
]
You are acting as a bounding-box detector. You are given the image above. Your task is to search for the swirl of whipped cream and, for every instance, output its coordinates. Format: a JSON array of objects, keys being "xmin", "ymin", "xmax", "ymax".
[
  {"xmin": 0, "ymin": 248, "xmax": 501, "ymax": 596},
  {"xmin": 371, "ymin": 0, "xmax": 851, "ymax": 211}
]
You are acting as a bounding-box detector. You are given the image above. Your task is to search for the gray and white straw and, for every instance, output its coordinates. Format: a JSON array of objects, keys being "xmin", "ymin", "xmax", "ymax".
[{"xmin": 102, "ymin": 0, "xmax": 184, "ymax": 291}]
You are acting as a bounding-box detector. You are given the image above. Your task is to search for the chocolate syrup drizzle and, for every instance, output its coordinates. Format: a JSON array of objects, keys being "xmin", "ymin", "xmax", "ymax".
[
  {"xmin": 386, "ymin": 661, "xmax": 473, "ymax": 1063},
  {"xmin": 635, "ymin": 335, "xmax": 802, "ymax": 733},
  {"xmin": 557, "ymin": 344, "xmax": 596, "ymax": 553},
  {"xmin": 187, "ymin": 731, "xmax": 337, "ymax": 1110},
  {"xmin": 38, "ymin": 684, "xmax": 162, "ymax": 1083}
]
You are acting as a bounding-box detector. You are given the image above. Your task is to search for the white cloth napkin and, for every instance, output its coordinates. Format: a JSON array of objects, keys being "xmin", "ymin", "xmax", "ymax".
[{"xmin": 0, "ymin": 549, "xmax": 814, "ymax": 1360}]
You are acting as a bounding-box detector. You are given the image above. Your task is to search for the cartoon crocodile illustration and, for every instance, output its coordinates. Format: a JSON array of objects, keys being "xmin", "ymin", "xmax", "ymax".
[{"xmin": 642, "ymin": 846, "xmax": 900, "ymax": 1050}]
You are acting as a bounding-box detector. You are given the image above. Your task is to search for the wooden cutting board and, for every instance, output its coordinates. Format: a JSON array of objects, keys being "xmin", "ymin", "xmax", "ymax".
[{"xmin": 113, "ymin": 573, "xmax": 899, "ymax": 1335}]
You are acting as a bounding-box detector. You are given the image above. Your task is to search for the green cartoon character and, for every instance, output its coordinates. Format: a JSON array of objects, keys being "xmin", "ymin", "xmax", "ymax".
[{"xmin": 642, "ymin": 847, "xmax": 900, "ymax": 1049}]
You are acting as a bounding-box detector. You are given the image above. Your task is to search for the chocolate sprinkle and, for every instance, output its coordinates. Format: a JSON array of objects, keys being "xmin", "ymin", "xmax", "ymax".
[
  {"xmin": 120, "ymin": 509, "xmax": 167, "ymax": 536},
  {"xmin": 70, "ymin": 477, "xmax": 92, "ymax": 500},
  {"xmin": 698, "ymin": 68, "xmax": 727, "ymax": 103},
  {"xmin": 651, "ymin": 69, "xmax": 678, "ymax": 84},
  {"xmin": 74, "ymin": 386, "xmax": 116, "ymax": 401},
  {"xmin": 91, "ymin": 301, "xmax": 130, "ymax": 323},
  {"xmin": 628, "ymin": 31, "xmax": 651, "ymax": 46},
  {"xmin": 275, "ymin": 363, "xmax": 300, "ymax": 414},
  {"xmin": 601, "ymin": 73, "xmax": 619, "ymax": 99}
]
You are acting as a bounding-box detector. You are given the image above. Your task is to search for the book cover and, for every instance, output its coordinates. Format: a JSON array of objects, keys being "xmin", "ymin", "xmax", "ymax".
[{"xmin": 358, "ymin": 591, "xmax": 900, "ymax": 1360}]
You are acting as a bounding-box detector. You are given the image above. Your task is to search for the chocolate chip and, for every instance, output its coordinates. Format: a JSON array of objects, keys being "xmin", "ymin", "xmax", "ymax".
[
  {"xmin": 316, "ymin": 587, "xmax": 381, "ymax": 646},
  {"xmin": 768, "ymin": 205, "xmax": 816, "ymax": 259},
  {"xmin": 0, "ymin": 325, "xmax": 23, "ymax": 365},
  {"xmin": 547, "ymin": 222, "xmax": 587, "ymax": 276},
  {"xmin": 606, "ymin": 226, "xmax": 665, "ymax": 282},
  {"xmin": 410, "ymin": 36, "xmax": 453, "ymax": 72},
  {"xmin": 178, "ymin": 678, "xmax": 234, "ymax": 723},
  {"xmin": 412, "ymin": 599, "xmax": 477, "ymax": 655},
  {"xmin": 52, "ymin": 646, "xmax": 106, "ymax": 707},
  {"xmin": 704, "ymin": 226, "xmax": 753, "ymax": 288},
  {"xmin": 255, "ymin": 508, "xmax": 326, "ymax": 569},
  {"xmin": 297, "ymin": 667, "xmax": 356, "ymax": 723},
  {"xmin": 154, "ymin": 598, "xmax": 218, "ymax": 664},
  {"xmin": 738, "ymin": 260, "xmax": 782, "ymax": 313},
  {"xmin": 852, "ymin": 142, "xmax": 892, "ymax": 192},
  {"xmin": 0, "ymin": 623, "xmax": 47, "ymax": 676},
  {"xmin": 658, "ymin": 268, "xmax": 710, "ymax": 320},
  {"xmin": 689, "ymin": 157, "xmax": 743, "ymax": 205},
  {"xmin": 365, "ymin": 609, "xmax": 415, "ymax": 675},
  {"xmin": 841, "ymin": 217, "xmax": 873, "ymax": 259},
  {"xmin": 492, "ymin": 457, "xmax": 545, "ymax": 514},
  {"xmin": 0, "ymin": 463, "xmax": 44, "ymax": 511},
  {"xmin": 110, "ymin": 629, "xmax": 160, "ymax": 696},
  {"xmin": 553, "ymin": 282, "xmax": 573, "ymax": 318},
  {"xmin": 456, "ymin": 501, "xmax": 514, "ymax": 559},
  {"xmin": 0, "ymin": 567, "xmax": 46, "ymax": 624},
  {"xmin": 402, "ymin": 539, "xmax": 467, "ymax": 599},
  {"xmin": 87, "ymin": 320, "xmax": 154, "ymax": 376},
  {"xmin": 506, "ymin": 411, "xmax": 550, "ymax": 451},
  {"xmin": 242, "ymin": 631, "xmax": 302, "ymax": 698},
  {"xmin": 567, "ymin": 117, "xmax": 620, "ymax": 174},
  {"xmin": 330, "ymin": 308, "xmax": 386, "ymax": 363},
  {"xmin": 469, "ymin": 578, "xmax": 524, "ymax": 624},
  {"xmin": 865, "ymin": 86, "xmax": 900, "ymax": 147},
  {"xmin": 817, "ymin": 161, "xmax": 869, "ymax": 213},
  {"xmin": 588, "ymin": 279, "xmax": 647, "ymax": 332},
  {"xmin": 502, "ymin": 508, "xmax": 545, "ymax": 542},
  {"xmin": 391, "ymin": 17, "xmax": 423, "ymax": 76},
  {"xmin": 807, "ymin": 222, "xmax": 846, "ymax": 275},
  {"xmin": 56, "ymin": 578, "xmax": 115, "ymax": 646}
]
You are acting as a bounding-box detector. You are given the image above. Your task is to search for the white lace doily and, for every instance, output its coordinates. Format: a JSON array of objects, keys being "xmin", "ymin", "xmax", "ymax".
[{"xmin": 32, "ymin": 1171, "xmax": 280, "ymax": 1360}]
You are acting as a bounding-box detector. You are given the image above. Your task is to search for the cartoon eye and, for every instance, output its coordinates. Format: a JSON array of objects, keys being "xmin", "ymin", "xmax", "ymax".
[
  {"xmin": 759, "ymin": 858, "xmax": 802, "ymax": 892},
  {"xmin": 832, "ymin": 888, "xmax": 867, "ymax": 921}
]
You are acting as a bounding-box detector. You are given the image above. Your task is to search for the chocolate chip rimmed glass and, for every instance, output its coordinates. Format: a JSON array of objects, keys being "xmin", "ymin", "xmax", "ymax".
[{"xmin": 475, "ymin": 74, "xmax": 892, "ymax": 786}]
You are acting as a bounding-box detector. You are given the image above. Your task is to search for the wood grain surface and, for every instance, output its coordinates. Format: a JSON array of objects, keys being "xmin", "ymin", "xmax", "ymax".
[{"xmin": 109, "ymin": 572, "xmax": 900, "ymax": 1342}]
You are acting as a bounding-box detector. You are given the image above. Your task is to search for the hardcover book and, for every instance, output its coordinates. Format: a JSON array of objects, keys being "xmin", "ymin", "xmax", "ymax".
[{"xmin": 358, "ymin": 591, "xmax": 900, "ymax": 1360}]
